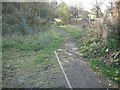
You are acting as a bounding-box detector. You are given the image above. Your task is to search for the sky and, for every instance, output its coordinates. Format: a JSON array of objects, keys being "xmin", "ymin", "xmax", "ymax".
[{"xmin": 56, "ymin": 0, "xmax": 116, "ymax": 12}]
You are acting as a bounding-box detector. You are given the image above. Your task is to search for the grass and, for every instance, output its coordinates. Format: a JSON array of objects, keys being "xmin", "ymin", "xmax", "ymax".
[
  {"xmin": 2, "ymin": 25, "xmax": 119, "ymax": 86},
  {"xmin": 2, "ymin": 25, "xmax": 66, "ymax": 88},
  {"xmin": 108, "ymin": 33, "xmax": 120, "ymax": 50},
  {"xmin": 3, "ymin": 26, "xmax": 64, "ymax": 70},
  {"xmin": 61, "ymin": 25, "xmax": 119, "ymax": 84},
  {"xmin": 3, "ymin": 27, "xmax": 63, "ymax": 51},
  {"xmin": 2, "ymin": 26, "xmax": 67, "ymax": 88},
  {"xmin": 61, "ymin": 25, "xmax": 86, "ymax": 40},
  {"xmin": 90, "ymin": 59, "xmax": 119, "ymax": 83}
]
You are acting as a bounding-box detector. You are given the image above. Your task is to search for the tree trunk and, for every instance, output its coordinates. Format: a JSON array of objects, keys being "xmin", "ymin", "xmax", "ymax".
[{"xmin": 117, "ymin": 1, "xmax": 120, "ymax": 41}]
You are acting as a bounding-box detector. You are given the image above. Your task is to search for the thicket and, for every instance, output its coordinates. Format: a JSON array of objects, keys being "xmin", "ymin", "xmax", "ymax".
[{"xmin": 2, "ymin": 2, "xmax": 58, "ymax": 36}]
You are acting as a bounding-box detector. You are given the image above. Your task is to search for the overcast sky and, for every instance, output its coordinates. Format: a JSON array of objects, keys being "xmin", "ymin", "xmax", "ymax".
[{"xmin": 56, "ymin": 0, "xmax": 116, "ymax": 12}]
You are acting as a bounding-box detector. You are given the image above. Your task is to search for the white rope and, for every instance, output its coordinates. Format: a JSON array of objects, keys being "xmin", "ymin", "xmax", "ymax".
[{"xmin": 54, "ymin": 50, "xmax": 72, "ymax": 89}]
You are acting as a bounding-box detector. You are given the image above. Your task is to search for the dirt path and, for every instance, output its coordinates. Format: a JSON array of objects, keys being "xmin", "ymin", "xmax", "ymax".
[
  {"xmin": 55, "ymin": 29, "xmax": 117, "ymax": 88},
  {"xmin": 2, "ymin": 27, "xmax": 118, "ymax": 88},
  {"xmin": 2, "ymin": 53, "xmax": 69, "ymax": 88}
]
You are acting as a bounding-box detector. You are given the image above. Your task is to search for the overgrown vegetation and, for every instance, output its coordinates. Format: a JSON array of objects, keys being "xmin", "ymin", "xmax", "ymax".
[
  {"xmin": 2, "ymin": 2, "xmax": 58, "ymax": 36},
  {"xmin": 2, "ymin": 1, "xmax": 120, "ymax": 87},
  {"xmin": 3, "ymin": 26, "xmax": 64, "ymax": 62},
  {"xmin": 2, "ymin": 26, "xmax": 66, "ymax": 88},
  {"xmin": 61, "ymin": 25, "xmax": 119, "ymax": 84},
  {"xmin": 90, "ymin": 59, "xmax": 119, "ymax": 83}
]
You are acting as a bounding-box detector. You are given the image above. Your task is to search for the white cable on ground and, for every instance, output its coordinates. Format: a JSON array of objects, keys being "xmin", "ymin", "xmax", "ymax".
[{"xmin": 54, "ymin": 50, "xmax": 72, "ymax": 89}]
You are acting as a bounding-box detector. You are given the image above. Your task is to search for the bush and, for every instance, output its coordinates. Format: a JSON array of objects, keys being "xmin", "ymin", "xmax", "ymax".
[
  {"xmin": 108, "ymin": 34, "xmax": 119, "ymax": 50},
  {"xmin": 90, "ymin": 59, "xmax": 119, "ymax": 83},
  {"xmin": 2, "ymin": 26, "xmax": 64, "ymax": 52}
]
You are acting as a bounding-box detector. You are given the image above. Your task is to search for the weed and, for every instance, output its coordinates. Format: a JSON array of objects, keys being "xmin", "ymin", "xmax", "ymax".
[
  {"xmin": 90, "ymin": 59, "xmax": 119, "ymax": 83},
  {"xmin": 62, "ymin": 25, "xmax": 119, "ymax": 84},
  {"xmin": 108, "ymin": 34, "xmax": 119, "ymax": 50},
  {"xmin": 3, "ymin": 26, "xmax": 64, "ymax": 69}
]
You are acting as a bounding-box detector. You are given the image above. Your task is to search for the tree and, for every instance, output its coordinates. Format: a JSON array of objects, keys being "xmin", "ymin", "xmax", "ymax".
[
  {"xmin": 105, "ymin": 0, "xmax": 120, "ymax": 36},
  {"xmin": 69, "ymin": 5, "xmax": 86, "ymax": 18},
  {"xmin": 69, "ymin": 6, "xmax": 79, "ymax": 18},
  {"xmin": 57, "ymin": 2, "xmax": 69, "ymax": 24},
  {"xmin": 81, "ymin": 10, "xmax": 89, "ymax": 18},
  {"xmin": 91, "ymin": 0, "xmax": 103, "ymax": 18},
  {"xmin": 116, "ymin": 0, "xmax": 120, "ymax": 40},
  {"xmin": 2, "ymin": 2, "xmax": 58, "ymax": 36}
]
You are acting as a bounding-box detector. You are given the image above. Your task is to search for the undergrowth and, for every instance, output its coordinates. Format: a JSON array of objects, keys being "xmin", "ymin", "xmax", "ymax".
[
  {"xmin": 61, "ymin": 25, "xmax": 119, "ymax": 84},
  {"xmin": 3, "ymin": 26, "xmax": 64, "ymax": 65}
]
